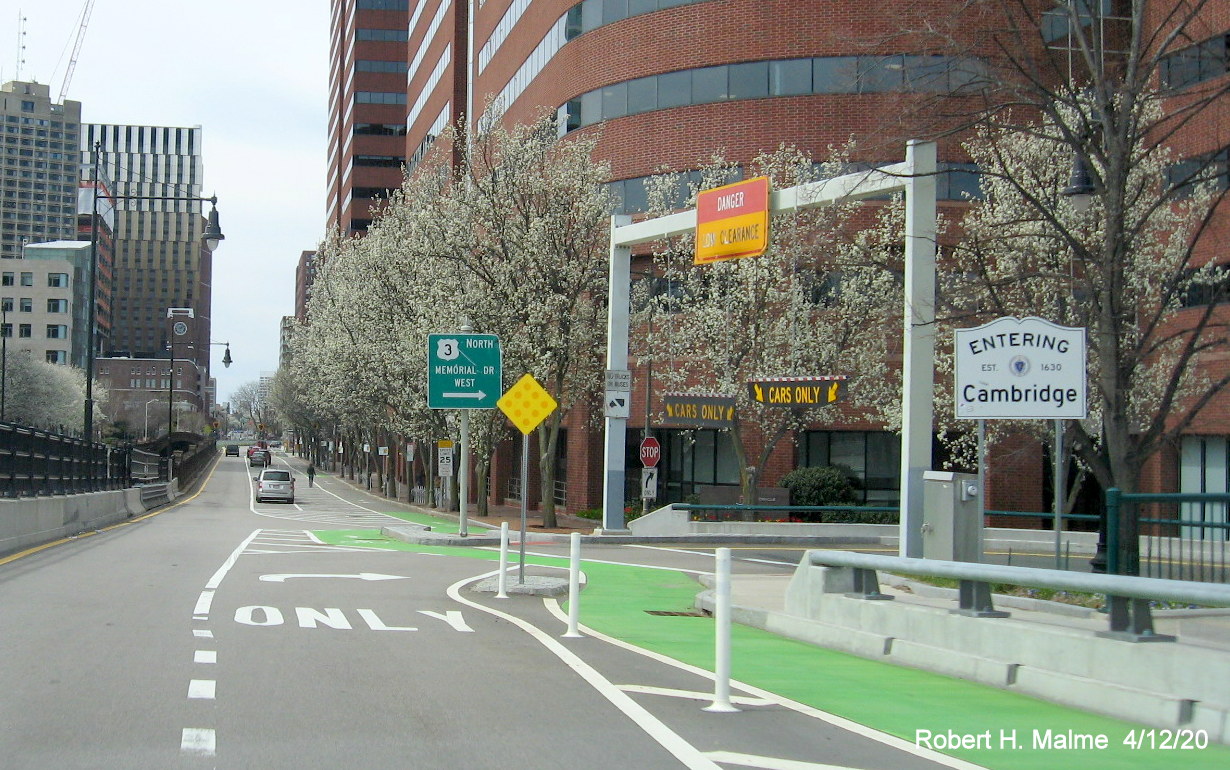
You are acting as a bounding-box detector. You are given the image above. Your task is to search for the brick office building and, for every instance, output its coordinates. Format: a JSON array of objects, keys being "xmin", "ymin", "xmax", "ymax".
[
  {"xmin": 330, "ymin": 1, "xmax": 1230, "ymax": 519},
  {"xmin": 328, "ymin": 0, "xmax": 413, "ymax": 236}
]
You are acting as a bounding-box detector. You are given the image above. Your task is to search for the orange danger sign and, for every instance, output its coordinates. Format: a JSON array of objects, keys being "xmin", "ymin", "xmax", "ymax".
[{"xmin": 695, "ymin": 176, "xmax": 770, "ymax": 264}]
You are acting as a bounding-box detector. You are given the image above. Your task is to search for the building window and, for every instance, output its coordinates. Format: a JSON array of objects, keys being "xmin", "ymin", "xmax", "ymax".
[
  {"xmin": 657, "ymin": 429, "xmax": 741, "ymax": 503},
  {"xmin": 1161, "ymin": 33, "xmax": 1229, "ymax": 90},
  {"xmin": 1179, "ymin": 436, "xmax": 1230, "ymax": 541},
  {"xmin": 19, "ymin": 298, "xmax": 31, "ymax": 312},
  {"xmin": 45, "ymin": 350, "xmax": 66, "ymax": 364},
  {"xmin": 356, "ymin": 91, "xmax": 407, "ymax": 105},
  {"xmin": 46, "ymin": 324, "xmax": 67, "ymax": 339},
  {"xmin": 46, "ymin": 298, "xmax": 68, "ymax": 313},
  {"xmin": 354, "ymin": 155, "xmax": 404, "ymax": 168},
  {"xmin": 801, "ymin": 430, "xmax": 901, "ymax": 505},
  {"xmin": 356, "ymin": 28, "xmax": 408, "ymax": 42},
  {"xmin": 356, "ymin": 0, "xmax": 409, "ymax": 8},
  {"xmin": 560, "ymin": 55, "xmax": 988, "ymax": 133},
  {"xmin": 355, "ymin": 60, "xmax": 408, "ymax": 74},
  {"xmin": 354, "ymin": 122, "xmax": 408, "ymax": 136},
  {"xmin": 18, "ymin": 324, "xmax": 31, "ymax": 338},
  {"xmin": 19, "ymin": 272, "xmax": 33, "ymax": 286},
  {"xmin": 47, "ymin": 272, "xmax": 68, "ymax": 287},
  {"xmin": 1, "ymin": 298, "xmax": 11, "ymax": 312},
  {"xmin": 1, "ymin": 272, "xmax": 12, "ymax": 286},
  {"xmin": 1166, "ymin": 147, "xmax": 1229, "ymax": 198},
  {"xmin": 0, "ymin": 324, "xmax": 10, "ymax": 337}
]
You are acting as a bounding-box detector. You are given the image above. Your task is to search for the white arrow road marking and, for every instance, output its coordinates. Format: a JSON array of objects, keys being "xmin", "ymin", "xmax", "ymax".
[{"xmin": 258, "ymin": 572, "xmax": 411, "ymax": 583}]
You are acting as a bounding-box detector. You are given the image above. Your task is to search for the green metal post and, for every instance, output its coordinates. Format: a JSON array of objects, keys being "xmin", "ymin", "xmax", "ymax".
[{"xmin": 1105, "ymin": 488, "xmax": 1120, "ymax": 575}]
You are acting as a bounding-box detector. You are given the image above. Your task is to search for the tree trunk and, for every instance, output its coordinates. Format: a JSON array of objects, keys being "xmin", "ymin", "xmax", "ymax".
[
  {"xmin": 538, "ymin": 419, "xmax": 560, "ymax": 529},
  {"xmin": 475, "ymin": 453, "xmax": 490, "ymax": 516}
]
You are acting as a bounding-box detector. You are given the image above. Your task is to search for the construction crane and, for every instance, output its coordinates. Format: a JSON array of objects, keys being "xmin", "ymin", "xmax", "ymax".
[{"xmin": 57, "ymin": 0, "xmax": 95, "ymax": 103}]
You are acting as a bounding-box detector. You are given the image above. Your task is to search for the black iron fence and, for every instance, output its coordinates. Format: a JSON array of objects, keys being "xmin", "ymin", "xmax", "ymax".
[{"xmin": 0, "ymin": 422, "xmax": 130, "ymax": 497}]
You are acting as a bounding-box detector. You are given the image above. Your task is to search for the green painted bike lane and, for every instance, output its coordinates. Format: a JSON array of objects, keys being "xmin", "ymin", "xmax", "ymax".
[{"xmin": 317, "ymin": 525, "xmax": 1228, "ymax": 770}]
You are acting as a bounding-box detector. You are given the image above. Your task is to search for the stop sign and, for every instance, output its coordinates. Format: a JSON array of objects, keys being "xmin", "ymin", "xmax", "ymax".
[{"xmin": 639, "ymin": 437, "xmax": 661, "ymax": 468}]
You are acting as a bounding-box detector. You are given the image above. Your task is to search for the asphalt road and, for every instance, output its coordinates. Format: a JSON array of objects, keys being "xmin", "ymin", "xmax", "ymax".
[{"xmin": 0, "ymin": 453, "xmax": 975, "ymax": 770}]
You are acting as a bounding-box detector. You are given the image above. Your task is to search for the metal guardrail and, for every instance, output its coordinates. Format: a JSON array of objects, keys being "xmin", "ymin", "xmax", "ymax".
[
  {"xmin": 804, "ymin": 549, "xmax": 1230, "ymax": 641},
  {"xmin": 676, "ymin": 503, "xmax": 898, "ymax": 524}
]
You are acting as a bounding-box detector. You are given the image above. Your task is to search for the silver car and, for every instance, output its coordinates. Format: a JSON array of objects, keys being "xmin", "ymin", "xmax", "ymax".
[{"xmin": 255, "ymin": 469, "xmax": 295, "ymax": 504}]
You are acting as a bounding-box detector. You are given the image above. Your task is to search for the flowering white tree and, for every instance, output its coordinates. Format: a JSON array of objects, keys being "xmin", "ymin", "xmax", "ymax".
[
  {"xmin": 944, "ymin": 98, "xmax": 1230, "ymax": 498},
  {"xmin": 925, "ymin": 0, "xmax": 1230, "ymax": 571},
  {"xmin": 423, "ymin": 115, "xmax": 615, "ymax": 526},
  {"xmin": 2, "ymin": 351, "xmax": 102, "ymax": 434},
  {"xmin": 639, "ymin": 146, "xmax": 906, "ymax": 504}
]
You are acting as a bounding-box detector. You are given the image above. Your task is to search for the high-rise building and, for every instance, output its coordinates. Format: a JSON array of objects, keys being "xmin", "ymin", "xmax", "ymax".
[
  {"xmin": 327, "ymin": 0, "xmax": 412, "ymax": 236},
  {"xmin": 294, "ymin": 249, "xmax": 317, "ymax": 321},
  {"xmin": 326, "ymin": 2, "xmax": 1230, "ymax": 516},
  {"xmin": 81, "ymin": 123, "xmax": 214, "ymax": 372},
  {"xmin": 0, "ymin": 81, "xmax": 82, "ymax": 260},
  {"xmin": 3, "ymin": 241, "xmax": 84, "ymax": 366}
]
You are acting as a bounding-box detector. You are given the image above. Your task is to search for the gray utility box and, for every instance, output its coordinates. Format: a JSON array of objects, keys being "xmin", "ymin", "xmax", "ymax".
[{"xmin": 921, "ymin": 470, "xmax": 983, "ymax": 562}]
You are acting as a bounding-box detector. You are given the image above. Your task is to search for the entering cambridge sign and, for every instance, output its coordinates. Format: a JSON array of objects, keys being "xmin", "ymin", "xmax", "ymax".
[{"xmin": 954, "ymin": 317, "xmax": 1087, "ymax": 420}]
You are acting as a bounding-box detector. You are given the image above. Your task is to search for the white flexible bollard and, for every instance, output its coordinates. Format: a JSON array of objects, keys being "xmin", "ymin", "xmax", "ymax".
[
  {"xmin": 563, "ymin": 532, "xmax": 583, "ymax": 638},
  {"xmin": 496, "ymin": 523, "xmax": 509, "ymax": 599},
  {"xmin": 704, "ymin": 547, "xmax": 739, "ymax": 712}
]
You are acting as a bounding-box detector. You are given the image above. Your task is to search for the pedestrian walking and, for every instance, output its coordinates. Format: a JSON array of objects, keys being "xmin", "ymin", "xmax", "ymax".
[{"xmin": 307, "ymin": 463, "xmax": 316, "ymax": 487}]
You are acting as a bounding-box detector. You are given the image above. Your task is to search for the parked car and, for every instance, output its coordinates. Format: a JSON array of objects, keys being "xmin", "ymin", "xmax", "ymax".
[
  {"xmin": 224, "ymin": 445, "xmax": 240, "ymax": 456},
  {"xmin": 249, "ymin": 450, "xmax": 269, "ymax": 467},
  {"xmin": 255, "ymin": 469, "xmax": 295, "ymax": 504}
]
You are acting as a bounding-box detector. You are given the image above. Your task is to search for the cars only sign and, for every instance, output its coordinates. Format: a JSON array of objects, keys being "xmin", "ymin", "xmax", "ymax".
[{"xmin": 955, "ymin": 317, "xmax": 1087, "ymax": 420}]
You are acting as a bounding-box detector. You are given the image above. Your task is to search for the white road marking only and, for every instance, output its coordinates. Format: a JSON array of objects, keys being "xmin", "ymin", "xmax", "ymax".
[
  {"xmin": 619, "ymin": 684, "xmax": 774, "ymax": 707},
  {"xmin": 539, "ymin": 600, "xmax": 989, "ymax": 770},
  {"xmin": 258, "ymin": 572, "xmax": 410, "ymax": 583},
  {"xmin": 187, "ymin": 680, "xmax": 216, "ymax": 700},
  {"xmin": 448, "ymin": 569, "xmax": 721, "ymax": 770},
  {"xmin": 194, "ymin": 650, "xmax": 216, "ymax": 664},
  {"xmin": 702, "ymin": 751, "xmax": 862, "ymax": 770},
  {"xmin": 180, "ymin": 728, "xmax": 215, "ymax": 756}
]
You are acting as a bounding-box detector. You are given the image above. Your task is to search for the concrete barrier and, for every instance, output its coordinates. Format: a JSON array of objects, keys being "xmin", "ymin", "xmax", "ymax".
[
  {"xmin": 0, "ymin": 490, "xmax": 139, "ymax": 557},
  {"xmin": 758, "ymin": 559, "xmax": 1230, "ymax": 741},
  {"xmin": 0, "ymin": 481, "xmax": 180, "ymax": 558}
]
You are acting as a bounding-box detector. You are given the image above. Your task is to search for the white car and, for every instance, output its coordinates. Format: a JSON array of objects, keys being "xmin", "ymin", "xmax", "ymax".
[{"xmin": 255, "ymin": 469, "xmax": 295, "ymax": 504}]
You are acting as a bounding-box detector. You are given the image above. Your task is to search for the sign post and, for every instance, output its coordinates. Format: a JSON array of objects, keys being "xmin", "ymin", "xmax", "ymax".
[
  {"xmin": 955, "ymin": 317, "xmax": 1087, "ymax": 566},
  {"xmin": 428, "ymin": 330, "xmax": 501, "ymax": 537},
  {"xmin": 639, "ymin": 436, "xmax": 661, "ymax": 511},
  {"xmin": 497, "ymin": 374, "xmax": 558, "ymax": 582}
]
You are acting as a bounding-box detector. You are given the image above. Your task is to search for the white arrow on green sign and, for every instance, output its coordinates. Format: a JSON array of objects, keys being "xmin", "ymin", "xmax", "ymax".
[{"xmin": 428, "ymin": 333, "xmax": 502, "ymax": 409}]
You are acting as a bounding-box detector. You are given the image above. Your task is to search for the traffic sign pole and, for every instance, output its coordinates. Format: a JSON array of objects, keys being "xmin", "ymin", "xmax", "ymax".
[
  {"xmin": 496, "ymin": 374, "xmax": 559, "ymax": 581},
  {"xmin": 428, "ymin": 329, "xmax": 503, "ymax": 537}
]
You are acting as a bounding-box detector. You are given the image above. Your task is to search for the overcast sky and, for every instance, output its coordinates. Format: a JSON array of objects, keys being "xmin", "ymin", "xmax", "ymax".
[{"xmin": 2, "ymin": 0, "xmax": 330, "ymax": 405}]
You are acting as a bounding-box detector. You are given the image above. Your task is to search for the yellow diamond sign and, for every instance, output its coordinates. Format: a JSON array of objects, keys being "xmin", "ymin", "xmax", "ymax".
[{"xmin": 497, "ymin": 374, "xmax": 558, "ymax": 435}]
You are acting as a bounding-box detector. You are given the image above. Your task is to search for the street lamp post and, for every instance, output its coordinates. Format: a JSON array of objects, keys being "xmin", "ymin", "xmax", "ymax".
[
  {"xmin": 143, "ymin": 397, "xmax": 161, "ymax": 441},
  {"xmin": 84, "ymin": 141, "xmax": 224, "ymax": 444}
]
